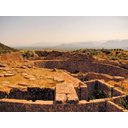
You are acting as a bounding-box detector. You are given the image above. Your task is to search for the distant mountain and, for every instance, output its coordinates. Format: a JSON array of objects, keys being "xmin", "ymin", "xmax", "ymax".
[
  {"xmin": 31, "ymin": 42, "xmax": 58, "ymax": 47},
  {"xmin": 101, "ymin": 40, "xmax": 128, "ymax": 49},
  {"xmin": 12, "ymin": 39, "xmax": 128, "ymax": 50},
  {"xmin": 30, "ymin": 41, "xmax": 97, "ymax": 49},
  {"xmin": 0, "ymin": 42, "xmax": 19, "ymax": 53},
  {"xmin": 58, "ymin": 42, "xmax": 96, "ymax": 48}
]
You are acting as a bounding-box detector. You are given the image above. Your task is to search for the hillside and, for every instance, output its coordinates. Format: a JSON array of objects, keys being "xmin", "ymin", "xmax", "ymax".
[
  {"xmin": 0, "ymin": 42, "xmax": 19, "ymax": 53},
  {"xmin": 71, "ymin": 48, "xmax": 128, "ymax": 60}
]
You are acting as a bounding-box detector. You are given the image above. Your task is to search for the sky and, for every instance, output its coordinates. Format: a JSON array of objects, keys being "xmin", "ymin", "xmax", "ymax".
[{"xmin": 0, "ymin": 16, "xmax": 128, "ymax": 47}]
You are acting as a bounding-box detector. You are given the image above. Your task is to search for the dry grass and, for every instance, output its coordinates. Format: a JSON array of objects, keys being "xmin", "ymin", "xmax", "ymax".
[
  {"xmin": 106, "ymin": 80, "xmax": 128, "ymax": 93},
  {"xmin": 0, "ymin": 68, "xmax": 79, "ymax": 93},
  {"xmin": 0, "ymin": 52, "xmax": 22, "ymax": 62}
]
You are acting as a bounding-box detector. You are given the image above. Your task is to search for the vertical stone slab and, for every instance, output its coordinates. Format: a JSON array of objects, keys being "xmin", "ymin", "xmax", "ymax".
[
  {"xmin": 74, "ymin": 86, "xmax": 81, "ymax": 99},
  {"xmin": 55, "ymin": 94, "xmax": 67, "ymax": 104},
  {"xmin": 80, "ymin": 84, "xmax": 88, "ymax": 101},
  {"xmin": 67, "ymin": 93, "xmax": 79, "ymax": 104}
]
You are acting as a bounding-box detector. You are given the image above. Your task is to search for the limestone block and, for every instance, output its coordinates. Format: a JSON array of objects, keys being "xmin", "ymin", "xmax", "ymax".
[
  {"xmin": 74, "ymin": 87, "xmax": 81, "ymax": 99},
  {"xmin": 56, "ymin": 83, "xmax": 76, "ymax": 94},
  {"xmin": 55, "ymin": 94, "xmax": 67, "ymax": 104},
  {"xmin": 67, "ymin": 93, "xmax": 79, "ymax": 104}
]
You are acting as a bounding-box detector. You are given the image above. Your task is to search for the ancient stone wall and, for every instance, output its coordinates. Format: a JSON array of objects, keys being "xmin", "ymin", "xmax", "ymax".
[
  {"xmin": 0, "ymin": 79, "xmax": 128, "ymax": 112},
  {"xmin": 34, "ymin": 60, "xmax": 128, "ymax": 78},
  {"xmin": 0, "ymin": 98, "xmax": 106, "ymax": 112},
  {"xmin": 0, "ymin": 87, "xmax": 55, "ymax": 101},
  {"xmin": 1, "ymin": 98, "xmax": 127, "ymax": 112}
]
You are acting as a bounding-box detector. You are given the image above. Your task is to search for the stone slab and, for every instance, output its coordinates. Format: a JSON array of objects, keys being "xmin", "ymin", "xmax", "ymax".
[
  {"xmin": 56, "ymin": 83, "xmax": 76, "ymax": 94},
  {"xmin": 55, "ymin": 94, "xmax": 67, "ymax": 104},
  {"xmin": 67, "ymin": 93, "xmax": 79, "ymax": 104}
]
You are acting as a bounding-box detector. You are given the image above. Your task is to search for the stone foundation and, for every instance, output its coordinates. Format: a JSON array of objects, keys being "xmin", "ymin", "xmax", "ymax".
[{"xmin": 0, "ymin": 79, "xmax": 128, "ymax": 112}]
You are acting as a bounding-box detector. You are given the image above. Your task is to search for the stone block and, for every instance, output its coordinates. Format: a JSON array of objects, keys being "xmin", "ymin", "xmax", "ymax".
[
  {"xmin": 67, "ymin": 93, "xmax": 79, "ymax": 104},
  {"xmin": 74, "ymin": 86, "xmax": 81, "ymax": 99},
  {"xmin": 56, "ymin": 83, "xmax": 76, "ymax": 94},
  {"xmin": 55, "ymin": 94, "xmax": 67, "ymax": 104}
]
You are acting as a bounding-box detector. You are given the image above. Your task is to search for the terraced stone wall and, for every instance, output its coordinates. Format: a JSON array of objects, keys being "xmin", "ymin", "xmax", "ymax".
[{"xmin": 34, "ymin": 60, "xmax": 128, "ymax": 78}]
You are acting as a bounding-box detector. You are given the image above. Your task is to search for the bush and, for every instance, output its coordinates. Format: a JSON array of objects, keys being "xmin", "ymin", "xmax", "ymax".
[{"xmin": 21, "ymin": 50, "xmax": 38, "ymax": 59}]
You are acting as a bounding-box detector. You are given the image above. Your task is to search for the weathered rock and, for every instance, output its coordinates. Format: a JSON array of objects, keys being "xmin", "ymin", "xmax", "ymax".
[
  {"xmin": 24, "ymin": 75, "xmax": 35, "ymax": 79},
  {"xmin": 29, "ymin": 77, "xmax": 36, "ymax": 81},
  {"xmin": 4, "ymin": 73, "xmax": 15, "ymax": 77},
  {"xmin": 18, "ymin": 82, "xmax": 29, "ymax": 86},
  {"xmin": 53, "ymin": 77, "xmax": 64, "ymax": 82},
  {"xmin": 46, "ymin": 76, "xmax": 53, "ymax": 79},
  {"xmin": 51, "ymin": 68, "xmax": 57, "ymax": 72},
  {"xmin": 21, "ymin": 73, "xmax": 28, "ymax": 76},
  {"xmin": 49, "ymin": 81, "xmax": 54, "ymax": 84}
]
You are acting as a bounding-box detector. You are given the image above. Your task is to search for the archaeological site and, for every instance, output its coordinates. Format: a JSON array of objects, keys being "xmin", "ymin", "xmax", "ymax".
[{"xmin": 0, "ymin": 50, "xmax": 128, "ymax": 112}]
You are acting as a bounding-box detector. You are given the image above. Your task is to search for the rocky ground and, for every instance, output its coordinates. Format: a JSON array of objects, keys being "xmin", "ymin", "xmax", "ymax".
[{"xmin": 0, "ymin": 60, "xmax": 80, "ymax": 94}]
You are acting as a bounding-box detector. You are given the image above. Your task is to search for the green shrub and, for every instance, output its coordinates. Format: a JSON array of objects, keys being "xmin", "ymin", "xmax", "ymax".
[{"xmin": 21, "ymin": 50, "xmax": 38, "ymax": 59}]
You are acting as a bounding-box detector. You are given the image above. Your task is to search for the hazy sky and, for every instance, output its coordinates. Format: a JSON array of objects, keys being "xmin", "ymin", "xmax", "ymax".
[{"xmin": 0, "ymin": 16, "xmax": 128, "ymax": 46}]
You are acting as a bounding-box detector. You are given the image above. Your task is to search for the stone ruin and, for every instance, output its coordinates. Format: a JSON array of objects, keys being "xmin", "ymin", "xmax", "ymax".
[
  {"xmin": 1, "ymin": 51, "xmax": 128, "ymax": 112},
  {"xmin": 0, "ymin": 72, "xmax": 128, "ymax": 112}
]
